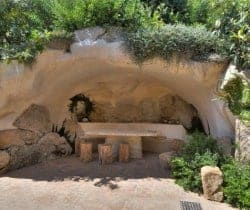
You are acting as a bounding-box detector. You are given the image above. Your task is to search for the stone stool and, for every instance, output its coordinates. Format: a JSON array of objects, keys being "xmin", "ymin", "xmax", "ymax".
[
  {"xmin": 105, "ymin": 136, "xmax": 142, "ymax": 159},
  {"xmin": 98, "ymin": 143, "xmax": 113, "ymax": 165},
  {"xmin": 80, "ymin": 142, "xmax": 93, "ymax": 162},
  {"xmin": 119, "ymin": 143, "xmax": 130, "ymax": 163}
]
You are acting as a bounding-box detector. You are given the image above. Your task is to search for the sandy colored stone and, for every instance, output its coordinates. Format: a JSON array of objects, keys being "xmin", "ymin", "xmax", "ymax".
[
  {"xmin": 159, "ymin": 151, "xmax": 175, "ymax": 169},
  {"xmin": 106, "ymin": 136, "xmax": 142, "ymax": 159},
  {"xmin": 0, "ymin": 151, "xmax": 10, "ymax": 174},
  {"xmin": 0, "ymin": 129, "xmax": 40, "ymax": 149},
  {"xmin": 99, "ymin": 143, "xmax": 113, "ymax": 165},
  {"xmin": 201, "ymin": 166, "xmax": 223, "ymax": 202},
  {"xmin": 80, "ymin": 142, "xmax": 92, "ymax": 162},
  {"xmin": 8, "ymin": 132, "xmax": 72, "ymax": 171},
  {"xmin": 13, "ymin": 104, "xmax": 52, "ymax": 135},
  {"xmin": 119, "ymin": 143, "xmax": 130, "ymax": 163},
  {"xmin": 235, "ymin": 119, "xmax": 250, "ymax": 164},
  {"xmin": 143, "ymin": 137, "xmax": 185, "ymax": 154},
  {"xmin": 0, "ymin": 26, "xmax": 233, "ymax": 140}
]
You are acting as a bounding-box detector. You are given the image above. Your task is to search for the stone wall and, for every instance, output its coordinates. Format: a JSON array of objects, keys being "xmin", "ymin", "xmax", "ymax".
[{"xmin": 235, "ymin": 119, "xmax": 250, "ymax": 163}]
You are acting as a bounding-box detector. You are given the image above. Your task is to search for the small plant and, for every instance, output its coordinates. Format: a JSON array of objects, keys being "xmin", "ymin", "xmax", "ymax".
[
  {"xmin": 181, "ymin": 131, "xmax": 223, "ymax": 161},
  {"xmin": 222, "ymin": 160, "xmax": 250, "ymax": 209},
  {"xmin": 124, "ymin": 24, "xmax": 226, "ymax": 64},
  {"xmin": 52, "ymin": 121, "xmax": 76, "ymax": 153}
]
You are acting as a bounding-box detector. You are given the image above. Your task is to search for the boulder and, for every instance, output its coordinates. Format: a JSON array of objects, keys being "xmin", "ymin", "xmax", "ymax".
[
  {"xmin": 201, "ymin": 166, "xmax": 223, "ymax": 202},
  {"xmin": 0, "ymin": 151, "xmax": 10, "ymax": 174},
  {"xmin": 38, "ymin": 133, "xmax": 72, "ymax": 157},
  {"xmin": 13, "ymin": 104, "xmax": 52, "ymax": 135},
  {"xmin": 8, "ymin": 132, "xmax": 72, "ymax": 171},
  {"xmin": 159, "ymin": 151, "xmax": 175, "ymax": 169},
  {"xmin": 0, "ymin": 129, "xmax": 40, "ymax": 149}
]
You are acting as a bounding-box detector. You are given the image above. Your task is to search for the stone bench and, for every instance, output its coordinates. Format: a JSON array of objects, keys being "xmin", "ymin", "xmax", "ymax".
[{"xmin": 77, "ymin": 123, "xmax": 187, "ymax": 159}]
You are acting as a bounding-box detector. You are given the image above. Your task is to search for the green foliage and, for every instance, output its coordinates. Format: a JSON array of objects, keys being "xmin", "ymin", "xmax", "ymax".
[
  {"xmin": 207, "ymin": 0, "xmax": 250, "ymax": 69},
  {"xmin": 51, "ymin": 0, "xmax": 162, "ymax": 32},
  {"xmin": 219, "ymin": 76, "xmax": 250, "ymax": 122},
  {"xmin": 181, "ymin": 131, "xmax": 223, "ymax": 161},
  {"xmin": 222, "ymin": 161, "xmax": 250, "ymax": 209},
  {"xmin": 125, "ymin": 24, "xmax": 225, "ymax": 64},
  {"xmin": 0, "ymin": 0, "xmax": 51, "ymax": 63},
  {"xmin": 171, "ymin": 131, "xmax": 250, "ymax": 209},
  {"xmin": 0, "ymin": 0, "xmax": 248, "ymax": 69},
  {"xmin": 171, "ymin": 151, "xmax": 219, "ymax": 193}
]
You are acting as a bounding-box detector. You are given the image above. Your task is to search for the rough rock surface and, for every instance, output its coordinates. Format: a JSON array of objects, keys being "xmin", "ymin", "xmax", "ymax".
[
  {"xmin": 0, "ymin": 27, "xmax": 234, "ymax": 139},
  {"xmin": 7, "ymin": 132, "xmax": 72, "ymax": 171},
  {"xmin": 0, "ymin": 151, "xmax": 10, "ymax": 174},
  {"xmin": 159, "ymin": 151, "xmax": 175, "ymax": 169},
  {"xmin": 235, "ymin": 119, "xmax": 250, "ymax": 163},
  {"xmin": 201, "ymin": 166, "xmax": 223, "ymax": 202},
  {"xmin": 13, "ymin": 104, "xmax": 52, "ymax": 135},
  {"xmin": 0, "ymin": 129, "xmax": 40, "ymax": 149},
  {"xmin": 142, "ymin": 137, "xmax": 185, "ymax": 154}
]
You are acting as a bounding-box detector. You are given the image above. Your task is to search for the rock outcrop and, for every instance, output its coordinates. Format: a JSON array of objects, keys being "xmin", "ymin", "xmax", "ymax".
[
  {"xmin": 7, "ymin": 133, "xmax": 72, "ymax": 171},
  {"xmin": 0, "ymin": 104, "xmax": 71, "ymax": 173},
  {"xmin": 0, "ymin": 151, "xmax": 10, "ymax": 174},
  {"xmin": 235, "ymin": 119, "xmax": 250, "ymax": 163},
  {"xmin": 13, "ymin": 104, "xmax": 52, "ymax": 136},
  {"xmin": 201, "ymin": 166, "xmax": 223, "ymax": 202},
  {"xmin": 0, "ymin": 129, "xmax": 40, "ymax": 149},
  {"xmin": 0, "ymin": 27, "xmax": 234, "ymax": 140}
]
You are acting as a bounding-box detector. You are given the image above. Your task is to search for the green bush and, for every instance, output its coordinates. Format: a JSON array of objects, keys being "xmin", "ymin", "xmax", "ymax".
[
  {"xmin": 207, "ymin": 0, "xmax": 250, "ymax": 70},
  {"xmin": 222, "ymin": 161, "xmax": 250, "ymax": 209},
  {"xmin": 124, "ymin": 24, "xmax": 225, "ymax": 64},
  {"xmin": 51, "ymin": 0, "xmax": 162, "ymax": 32},
  {"xmin": 170, "ymin": 131, "xmax": 224, "ymax": 193},
  {"xmin": 171, "ymin": 151, "xmax": 219, "ymax": 193},
  {"xmin": 0, "ymin": 0, "xmax": 52, "ymax": 63},
  {"xmin": 219, "ymin": 76, "xmax": 250, "ymax": 122},
  {"xmin": 181, "ymin": 131, "xmax": 223, "ymax": 161}
]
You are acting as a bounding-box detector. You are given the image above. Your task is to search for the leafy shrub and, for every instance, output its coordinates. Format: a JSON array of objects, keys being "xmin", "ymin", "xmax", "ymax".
[
  {"xmin": 222, "ymin": 161, "xmax": 250, "ymax": 209},
  {"xmin": 181, "ymin": 131, "xmax": 223, "ymax": 161},
  {"xmin": 0, "ymin": 0, "xmax": 52, "ymax": 63},
  {"xmin": 219, "ymin": 76, "xmax": 250, "ymax": 122},
  {"xmin": 171, "ymin": 151, "xmax": 219, "ymax": 193},
  {"xmin": 207, "ymin": 0, "xmax": 250, "ymax": 70},
  {"xmin": 124, "ymin": 24, "xmax": 225, "ymax": 64},
  {"xmin": 51, "ymin": 0, "xmax": 162, "ymax": 32}
]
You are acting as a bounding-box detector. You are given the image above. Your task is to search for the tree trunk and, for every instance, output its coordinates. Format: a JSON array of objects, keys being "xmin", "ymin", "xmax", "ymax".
[
  {"xmin": 80, "ymin": 142, "xmax": 92, "ymax": 162},
  {"xmin": 98, "ymin": 144, "xmax": 113, "ymax": 165}
]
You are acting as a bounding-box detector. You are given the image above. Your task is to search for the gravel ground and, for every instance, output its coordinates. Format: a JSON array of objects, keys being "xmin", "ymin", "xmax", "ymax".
[{"xmin": 0, "ymin": 154, "xmax": 237, "ymax": 210}]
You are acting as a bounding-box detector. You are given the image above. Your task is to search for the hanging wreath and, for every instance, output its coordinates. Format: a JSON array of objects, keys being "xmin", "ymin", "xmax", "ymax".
[{"xmin": 68, "ymin": 93, "xmax": 94, "ymax": 121}]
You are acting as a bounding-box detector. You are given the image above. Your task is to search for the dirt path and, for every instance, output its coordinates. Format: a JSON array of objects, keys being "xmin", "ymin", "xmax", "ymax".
[{"xmin": 0, "ymin": 154, "xmax": 236, "ymax": 210}]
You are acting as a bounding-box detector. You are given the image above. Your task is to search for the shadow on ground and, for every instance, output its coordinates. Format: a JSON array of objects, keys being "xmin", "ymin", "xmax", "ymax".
[{"xmin": 1, "ymin": 153, "xmax": 170, "ymax": 190}]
